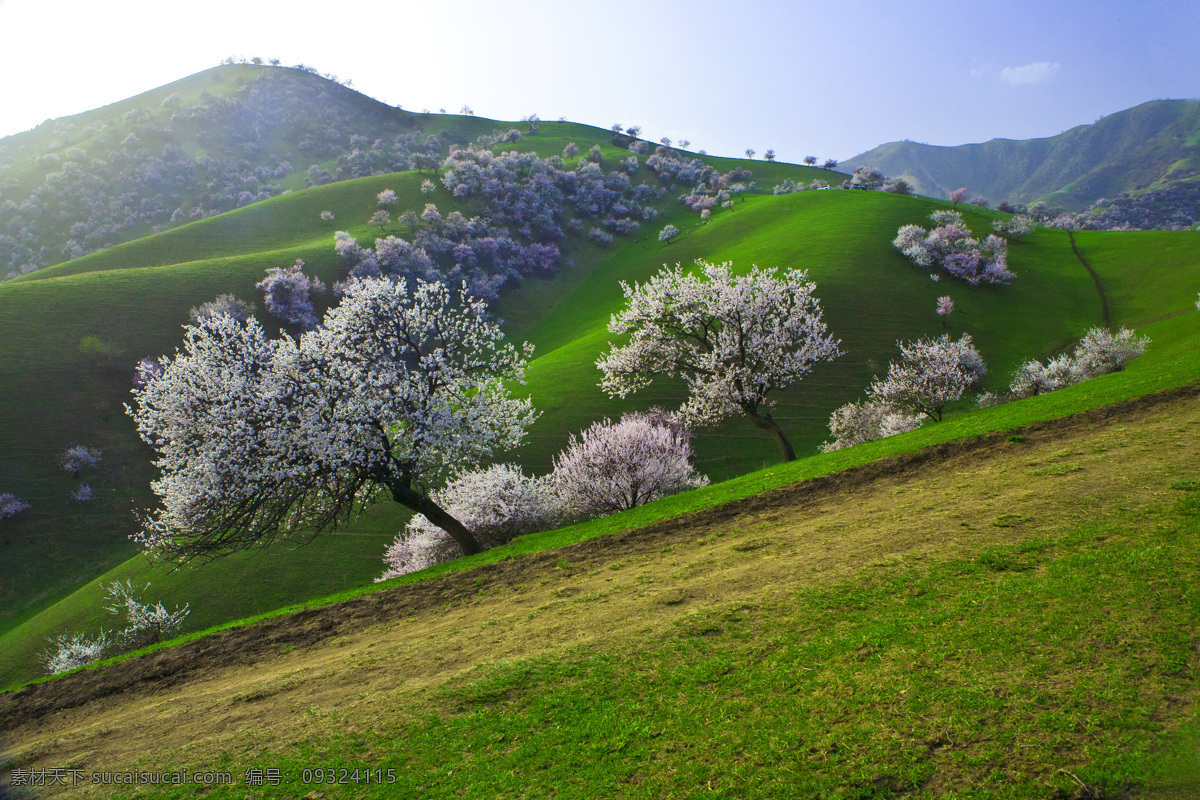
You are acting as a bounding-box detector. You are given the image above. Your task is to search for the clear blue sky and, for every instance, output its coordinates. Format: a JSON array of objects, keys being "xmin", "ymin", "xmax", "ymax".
[{"xmin": 0, "ymin": 0, "xmax": 1196, "ymax": 162}]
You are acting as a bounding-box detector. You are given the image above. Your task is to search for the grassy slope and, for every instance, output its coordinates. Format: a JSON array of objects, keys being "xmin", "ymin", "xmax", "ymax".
[
  {"xmin": 1, "ymin": 149, "xmax": 1195, "ymax": 687},
  {"xmin": 2, "ymin": 223, "xmax": 1196, "ymax": 691},
  {"xmin": 3, "ymin": 381, "xmax": 1198, "ymax": 799},
  {"xmin": 510, "ymin": 192, "xmax": 1101, "ymax": 478},
  {"xmin": 0, "ymin": 143, "xmax": 825, "ymax": 666}
]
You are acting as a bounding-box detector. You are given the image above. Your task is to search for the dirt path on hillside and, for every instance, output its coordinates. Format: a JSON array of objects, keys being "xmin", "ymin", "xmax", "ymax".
[
  {"xmin": 2, "ymin": 384, "xmax": 1198, "ymax": 795},
  {"xmin": 1068, "ymin": 229, "xmax": 1112, "ymax": 327}
]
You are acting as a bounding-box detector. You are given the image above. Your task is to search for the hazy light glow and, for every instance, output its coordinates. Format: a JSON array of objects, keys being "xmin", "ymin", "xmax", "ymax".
[
  {"xmin": 0, "ymin": 0, "xmax": 1197, "ymax": 161},
  {"xmin": 1000, "ymin": 62, "xmax": 1062, "ymax": 86}
]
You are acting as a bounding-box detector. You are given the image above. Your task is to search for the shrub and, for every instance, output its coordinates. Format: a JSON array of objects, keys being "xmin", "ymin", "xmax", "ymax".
[
  {"xmin": 189, "ymin": 293, "xmax": 255, "ymax": 324},
  {"xmin": 0, "ymin": 493, "xmax": 31, "ymax": 519},
  {"xmin": 820, "ymin": 401, "xmax": 922, "ymax": 452},
  {"xmin": 1009, "ymin": 354, "xmax": 1079, "ymax": 397},
  {"xmin": 256, "ymin": 259, "xmax": 325, "ymax": 329},
  {"xmin": 551, "ymin": 412, "xmax": 708, "ymax": 519},
  {"xmin": 1072, "ymin": 326, "xmax": 1149, "ymax": 378},
  {"xmin": 40, "ymin": 631, "xmax": 111, "ymax": 675},
  {"xmin": 61, "ymin": 444, "xmax": 102, "ymax": 474},
  {"xmin": 40, "ymin": 581, "xmax": 189, "ymax": 675}
]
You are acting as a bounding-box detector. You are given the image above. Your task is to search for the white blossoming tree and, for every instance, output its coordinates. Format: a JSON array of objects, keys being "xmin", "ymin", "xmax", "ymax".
[
  {"xmin": 551, "ymin": 411, "xmax": 708, "ymax": 518},
  {"xmin": 1071, "ymin": 326, "xmax": 1148, "ymax": 378},
  {"xmin": 868, "ymin": 333, "xmax": 986, "ymax": 422},
  {"xmin": 819, "ymin": 401, "xmax": 923, "ymax": 453},
  {"xmin": 130, "ymin": 277, "xmax": 536, "ymax": 561},
  {"xmin": 597, "ymin": 260, "xmax": 843, "ymax": 462}
]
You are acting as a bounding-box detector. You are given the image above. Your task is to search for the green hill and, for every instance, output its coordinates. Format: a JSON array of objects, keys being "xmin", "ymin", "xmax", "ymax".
[
  {"xmin": 0, "ymin": 119, "xmax": 835, "ymax": 657},
  {"xmin": 0, "ymin": 63, "xmax": 503, "ymax": 278},
  {"xmin": 841, "ymin": 99, "xmax": 1200, "ymax": 210},
  {"xmin": 2, "ymin": 74, "xmax": 1198, "ymax": 699},
  {"xmin": 3, "ymin": 172, "xmax": 1197, "ymax": 688}
]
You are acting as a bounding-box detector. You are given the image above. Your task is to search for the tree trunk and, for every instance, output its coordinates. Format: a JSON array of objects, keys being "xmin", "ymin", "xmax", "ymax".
[
  {"xmin": 745, "ymin": 408, "xmax": 796, "ymax": 462},
  {"xmin": 385, "ymin": 479, "xmax": 482, "ymax": 556}
]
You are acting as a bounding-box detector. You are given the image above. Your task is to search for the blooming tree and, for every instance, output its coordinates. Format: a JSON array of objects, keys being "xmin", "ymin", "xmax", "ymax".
[
  {"xmin": 868, "ymin": 334, "xmax": 986, "ymax": 422},
  {"xmin": 369, "ymin": 209, "xmax": 391, "ymax": 232},
  {"xmin": 1072, "ymin": 326, "xmax": 1149, "ymax": 378},
  {"xmin": 377, "ymin": 189, "xmax": 397, "ymax": 206},
  {"xmin": 1006, "ymin": 327, "xmax": 1147, "ymax": 400},
  {"xmin": 551, "ymin": 412, "xmax": 708, "ymax": 518},
  {"xmin": 71, "ymin": 483, "xmax": 94, "ymax": 502},
  {"xmin": 320, "ymin": 210, "xmax": 335, "ymax": 221},
  {"xmin": 597, "ymin": 260, "xmax": 842, "ymax": 461},
  {"xmin": 820, "ymin": 401, "xmax": 923, "ymax": 452},
  {"xmin": 1, "ymin": 493, "xmax": 30, "ymax": 519},
  {"xmin": 658, "ymin": 224, "xmax": 680, "ymax": 244},
  {"xmin": 189, "ymin": 293, "xmax": 255, "ymax": 324},
  {"xmin": 379, "ymin": 463, "xmax": 559, "ymax": 581},
  {"xmin": 949, "ymin": 187, "xmax": 967, "ymax": 208},
  {"xmin": 39, "ymin": 581, "xmax": 190, "ymax": 675},
  {"xmin": 936, "ymin": 295, "xmax": 954, "ymax": 323},
  {"xmin": 992, "ymin": 215, "xmax": 1035, "ymax": 239},
  {"xmin": 893, "ymin": 211, "xmax": 1014, "ymax": 286},
  {"xmin": 804, "ymin": 156, "xmax": 817, "ymax": 166},
  {"xmin": 851, "ymin": 166, "xmax": 885, "ymax": 190},
  {"xmin": 129, "ymin": 277, "xmax": 537, "ymax": 561},
  {"xmin": 61, "ymin": 444, "xmax": 102, "ymax": 475},
  {"xmin": 105, "ymin": 580, "xmax": 191, "ymax": 648},
  {"xmin": 1009, "ymin": 354, "xmax": 1079, "ymax": 397},
  {"xmin": 256, "ymin": 259, "xmax": 325, "ymax": 329}
]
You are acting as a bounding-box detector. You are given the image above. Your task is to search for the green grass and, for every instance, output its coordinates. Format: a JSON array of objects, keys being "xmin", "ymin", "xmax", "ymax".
[
  {"xmin": 7, "ymin": 307, "xmax": 1197, "ymax": 692},
  {"xmin": 14, "ymin": 415, "xmax": 1199, "ymax": 798},
  {"xmin": 1, "ymin": 127, "xmax": 1197, "ymax": 690},
  {"xmin": 0, "ymin": 134, "xmax": 833, "ymax": 669}
]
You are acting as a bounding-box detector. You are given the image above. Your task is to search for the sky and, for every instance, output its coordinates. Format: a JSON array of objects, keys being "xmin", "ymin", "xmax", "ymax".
[{"xmin": 0, "ymin": 0, "xmax": 1197, "ymax": 163}]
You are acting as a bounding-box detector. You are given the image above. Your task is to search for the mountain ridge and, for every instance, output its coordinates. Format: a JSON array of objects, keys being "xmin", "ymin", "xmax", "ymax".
[{"xmin": 841, "ymin": 98, "xmax": 1200, "ymax": 210}]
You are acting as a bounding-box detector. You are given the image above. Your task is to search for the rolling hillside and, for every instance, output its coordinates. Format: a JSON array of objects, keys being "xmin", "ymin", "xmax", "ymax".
[
  {"xmin": 1, "ymin": 69, "xmax": 1199, "ymax": 799},
  {"xmin": 2, "ymin": 367, "xmax": 1199, "ymax": 798},
  {"xmin": 3, "ymin": 169, "xmax": 1197, "ymax": 690},
  {"xmin": 840, "ymin": 99, "xmax": 1200, "ymax": 210},
  {"xmin": 0, "ymin": 119, "xmax": 840, "ymax": 654},
  {"xmin": 0, "ymin": 71, "xmax": 1197, "ymax": 707}
]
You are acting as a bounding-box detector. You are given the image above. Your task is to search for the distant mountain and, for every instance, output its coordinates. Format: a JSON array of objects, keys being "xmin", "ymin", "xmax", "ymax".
[{"xmin": 841, "ymin": 99, "xmax": 1200, "ymax": 210}]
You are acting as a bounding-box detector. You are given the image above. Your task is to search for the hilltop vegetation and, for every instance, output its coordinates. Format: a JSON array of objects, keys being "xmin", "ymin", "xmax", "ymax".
[
  {"xmin": 841, "ymin": 99, "xmax": 1200, "ymax": 212},
  {"xmin": 0, "ymin": 64, "xmax": 494, "ymax": 279}
]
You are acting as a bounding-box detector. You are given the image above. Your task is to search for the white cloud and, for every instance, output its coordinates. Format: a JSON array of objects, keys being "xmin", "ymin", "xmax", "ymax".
[{"xmin": 999, "ymin": 62, "xmax": 1061, "ymax": 86}]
